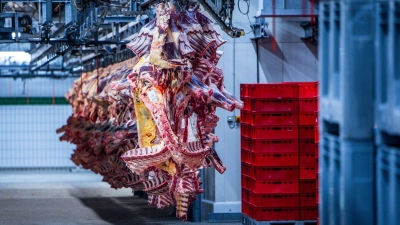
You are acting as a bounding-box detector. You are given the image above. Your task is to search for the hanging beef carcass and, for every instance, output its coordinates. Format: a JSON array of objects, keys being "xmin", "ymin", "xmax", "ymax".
[{"xmin": 57, "ymin": 2, "xmax": 243, "ymax": 221}]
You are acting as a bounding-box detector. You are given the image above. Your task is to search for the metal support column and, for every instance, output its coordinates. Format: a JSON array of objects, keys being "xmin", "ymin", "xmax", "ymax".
[
  {"xmin": 46, "ymin": 0, "xmax": 52, "ymax": 22},
  {"xmin": 115, "ymin": 23, "xmax": 119, "ymax": 41},
  {"xmin": 65, "ymin": 1, "xmax": 71, "ymax": 24},
  {"xmin": 130, "ymin": 0, "xmax": 137, "ymax": 21},
  {"xmin": 41, "ymin": 2, "xmax": 47, "ymax": 23},
  {"xmin": 65, "ymin": 0, "xmax": 78, "ymax": 24}
]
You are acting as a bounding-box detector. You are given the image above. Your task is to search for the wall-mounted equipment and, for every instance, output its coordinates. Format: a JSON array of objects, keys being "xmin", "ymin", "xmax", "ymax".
[
  {"xmin": 300, "ymin": 19, "xmax": 318, "ymax": 45},
  {"xmin": 0, "ymin": 13, "xmax": 33, "ymax": 41},
  {"xmin": 251, "ymin": 17, "xmax": 268, "ymax": 39}
]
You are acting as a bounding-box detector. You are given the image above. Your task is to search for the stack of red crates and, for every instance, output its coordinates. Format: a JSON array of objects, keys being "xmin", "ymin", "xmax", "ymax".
[
  {"xmin": 240, "ymin": 82, "xmax": 319, "ymax": 222},
  {"xmin": 313, "ymin": 91, "xmax": 320, "ymax": 225},
  {"xmin": 298, "ymin": 82, "xmax": 319, "ymax": 221}
]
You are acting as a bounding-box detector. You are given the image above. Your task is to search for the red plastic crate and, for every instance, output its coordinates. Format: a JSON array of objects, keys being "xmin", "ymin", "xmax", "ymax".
[
  {"xmin": 315, "ymin": 143, "xmax": 319, "ymax": 158},
  {"xmin": 241, "ymin": 163, "xmax": 251, "ymax": 177},
  {"xmin": 300, "ymin": 193, "xmax": 317, "ymax": 207},
  {"xmin": 300, "ymin": 166, "xmax": 317, "ymax": 179},
  {"xmin": 250, "ymin": 98, "xmax": 299, "ymax": 112},
  {"xmin": 242, "ymin": 175, "xmax": 247, "ymax": 189},
  {"xmin": 299, "ymin": 112, "xmax": 318, "ymax": 125},
  {"xmin": 241, "ymin": 137, "xmax": 250, "ymax": 151},
  {"xmin": 316, "ymin": 187, "xmax": 319, "ymax": 204},
  {"xmin": 240, "ymin": 111, "xmax": 249, "ymax": 124},
  {"xmin": 241, "ymin": 150, "xmax": 251, "ymax": 164},
  {"xmin": 300, "ymin": 207, "xmax": 318, "ymax": 220},
  {"xmin": 315, "ymin": 111, "xmax": 319, "ymax": 126},
  {"xmin": 299, "ymin": 140, "xmax": 318, "ymax": 153},
  {"xmin": 242, "ymin": 188, "xmax": 249, "ymax": 201},
  {"xmin": 315, "ymin": 126, "xmax": 320, "ymax": 142},
  {"xmin": 298, "ymin": 82, "xmax": 318, "ymax": 98},
  {"xmin": 240, "ymin": 84, "xmax": 251, "ymax": 97},
  {"xmin": 251, "ymin": 207, "xmax": 300, "ymax": 221},
  {"xmin": 300, "ymin": 153, "xmax": 317, "ymax": 166},
  {"xmin": 243, "ymin": 125, "xmax": 299, "ymax": 139},
  {"xmin": 246, "ymin": 139, "xmax": 298, "ymax": 153},
  {"xmin": 299, "ymin": 126, "xmax": 315, "ymax": 140},
  {"xmin": 241, "ymin": 111, "xmax": 299, "ymax": 125},
  {"xmin": 245, "ymin": 83, "xmax": 299, "ymax": 98},
  {"xmin": 245, "ymin": 190, "xmax": 299, "ymax": 207},
  {"xmin": 242, "ymin": 200, "xmax": 251, "ymax": 216},
  {"xmin": 300, "ymin": 179, "xmax": 317, "ymax": 193},
  {"xmin": 299, "ymin": 98, "xmax": 319, "ymax": 111},
  {"xmin": 241, "ymin": 124, "xmax": 249, "ymax": 137},
  {"xmin": 241, "ymin": 97, "xmax": 251, "ymax": 111},
  {"xmin": 249, "ymin": 166, "xmax": 299, "ymax": 180},
  {"xmin": 241, "ymin": 150, "xmax": 299, "ymax": 166},
  {"xmin": 245, "ymin": 177, "xmax": 299, "ymax": 193}
]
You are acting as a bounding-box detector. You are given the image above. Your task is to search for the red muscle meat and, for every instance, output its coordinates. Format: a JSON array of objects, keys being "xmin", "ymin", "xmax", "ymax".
[{"xmin": 58, "ymin": 2, "xmax": 243, "ymax": 221}]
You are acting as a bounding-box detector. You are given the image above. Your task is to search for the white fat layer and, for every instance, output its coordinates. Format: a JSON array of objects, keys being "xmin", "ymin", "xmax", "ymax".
[
  {"xmin": 187, "ymin": 114, "xmax": 198, "ymax": 142},
  {"xmin": 181, "ymin": 118, "xmax": 186, "ymax": 129},
  {"xmin": 149, "ymin": 170, "xmax": 155, "ymax": 180},
  {"xmin": 148, "ymin": 89, "xmax": 158, "ymax": 102}
]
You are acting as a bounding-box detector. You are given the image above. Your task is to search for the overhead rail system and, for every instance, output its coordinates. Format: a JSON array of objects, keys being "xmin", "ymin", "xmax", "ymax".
[{"xmin": 0, "ymin": 0, "xmax": 244, "ymax": 79}]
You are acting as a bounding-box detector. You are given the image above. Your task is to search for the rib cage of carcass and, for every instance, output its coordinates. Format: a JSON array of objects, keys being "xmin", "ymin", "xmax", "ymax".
[{"xmin": 57, "ymin": 2, "xmax": 243, "ymax": 220}]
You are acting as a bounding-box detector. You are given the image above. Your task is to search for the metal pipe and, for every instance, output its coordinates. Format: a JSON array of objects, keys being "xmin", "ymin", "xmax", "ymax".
[
  {"xmin": 14, "ymin": 13, "xmax": 19, "ymax": 42},
  {"xmin": 94, "ymin": 7, "xmax": 98, "ymax": 24},
  {"xmin": 256, "ymin": 38, "xmax": 259, "ymax": 83},
  {"xmin": 233, "ymin": 37, "xmax": 236, "ymax": 116},
  {"xmin": 233, "ymin": 37, "xmax": 236, "ymax": 95}
]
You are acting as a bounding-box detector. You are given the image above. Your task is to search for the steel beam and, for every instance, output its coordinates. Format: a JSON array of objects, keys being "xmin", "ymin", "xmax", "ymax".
[
  {"xmin": 104, "ymin": 16, "xmax": 137, "ymax": 23},
  {"xmin": 0, "ymin": 65, "xmax": 30, "ymax": 69},
  {"xmin": 30, "ymin": 42, "xmax": 72, "ymax": 71},
  {"xmin": 0, "ymin": 12, "xmax": 22, "ymax": 17},
  {"xmin": 0, "ymin": 43, "xmax": 31, "ymax": 51}
]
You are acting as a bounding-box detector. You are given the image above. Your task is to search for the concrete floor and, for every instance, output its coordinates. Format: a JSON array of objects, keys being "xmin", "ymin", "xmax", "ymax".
[{"xmin": 0, "ymin": 171, "xmax": 241, "ymax": 225}]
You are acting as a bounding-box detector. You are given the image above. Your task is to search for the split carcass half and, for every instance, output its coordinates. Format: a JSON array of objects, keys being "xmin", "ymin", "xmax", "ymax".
[{"xmin": 57, "ymin": 2, "xmax": 243, "ymax": 221}]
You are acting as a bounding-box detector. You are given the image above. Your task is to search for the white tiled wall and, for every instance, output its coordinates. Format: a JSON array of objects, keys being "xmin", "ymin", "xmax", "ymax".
[{"xmin": 0, "ymin": 105, "xmax": 75, "ymax": 168}]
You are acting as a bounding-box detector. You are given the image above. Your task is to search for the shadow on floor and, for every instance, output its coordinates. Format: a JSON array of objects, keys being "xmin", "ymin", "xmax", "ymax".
[{"xmin": 77, "ymin": 196, "xmax": 184, "ymax": 225}]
